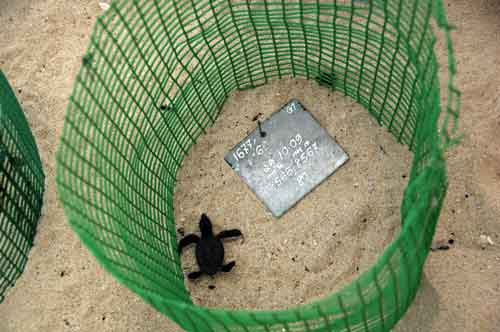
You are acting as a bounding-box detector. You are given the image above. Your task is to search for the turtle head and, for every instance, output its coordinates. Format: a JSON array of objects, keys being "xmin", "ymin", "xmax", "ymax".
[{"xmin": 199, "ymin": 213, "xmax": 213, "ymax": 237}]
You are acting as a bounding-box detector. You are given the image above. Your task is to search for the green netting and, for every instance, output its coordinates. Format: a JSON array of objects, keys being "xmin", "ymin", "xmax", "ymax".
[
  {"xmin": 0, "ymin": 71, "xmax": 45, "ymax": 303},
  {"xmin": 56, "ymin": 0, "xmax": 460, "ymax": 331}
]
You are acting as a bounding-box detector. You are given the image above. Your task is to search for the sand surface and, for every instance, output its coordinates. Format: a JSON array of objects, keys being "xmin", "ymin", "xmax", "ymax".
[
  {"xmin": 175, "ymin": 78, "xmax": 411, "ymax": 309},
  {"xmin": 0, "ymin": 0, "xmax": 499, "ymax": 331}
]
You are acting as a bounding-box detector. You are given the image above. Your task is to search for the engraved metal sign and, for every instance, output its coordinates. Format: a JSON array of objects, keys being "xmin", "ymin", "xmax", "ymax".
[{"xmin": 225, "ymin": 99, "xmax": 349, "ymax": 218}]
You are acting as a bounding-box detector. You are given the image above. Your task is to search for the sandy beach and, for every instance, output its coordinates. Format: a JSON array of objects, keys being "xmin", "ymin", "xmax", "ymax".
[{"xmin": 0, "ymin": 0, "xmax": 499, "ymax": 331}]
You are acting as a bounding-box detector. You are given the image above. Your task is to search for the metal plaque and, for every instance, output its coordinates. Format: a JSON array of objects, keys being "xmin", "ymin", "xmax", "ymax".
[{"xmin": 225, "ymin": 99, "xmax": 349, "ymax": 218}]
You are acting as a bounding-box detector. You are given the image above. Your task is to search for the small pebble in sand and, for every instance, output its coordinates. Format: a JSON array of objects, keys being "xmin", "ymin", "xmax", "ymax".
[
  {"xmin": 479, "ymin": 234, "xmax": 495, "ymax": 249},
  {"xmin": 98, "ymin": 1, "xmax": 110, "ymax": 11},
  {"xmin": 251, "ymin": 113, "xmax": 263, "ymax": 121},
  {"xmin": 431, "ymin": 240, "xmax": 450, "ymax": 251},
  {"xmin": 208, "ymin": 285, "xmax": 216, "ymax": 290}
]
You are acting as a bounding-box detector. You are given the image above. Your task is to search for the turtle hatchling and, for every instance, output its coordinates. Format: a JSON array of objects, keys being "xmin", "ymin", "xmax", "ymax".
[{"xmin": 178, "ymin": 213, "xmax": 243, "ymax": 280}]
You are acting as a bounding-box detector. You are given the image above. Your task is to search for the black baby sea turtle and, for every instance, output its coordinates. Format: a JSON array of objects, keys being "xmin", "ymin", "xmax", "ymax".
[{"xmin": 178, "ymin": 214, "xmax": 243, "ymax": 280}]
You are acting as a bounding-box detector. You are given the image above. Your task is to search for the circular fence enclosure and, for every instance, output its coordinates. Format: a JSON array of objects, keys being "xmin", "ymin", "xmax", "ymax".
[
  {"xmin": 0, "ymin": 71, "xmax": 45, "ymax": 303},
  {"xmin": 56, "ymin": 1, "xmax": 460, "ymax": 331}
]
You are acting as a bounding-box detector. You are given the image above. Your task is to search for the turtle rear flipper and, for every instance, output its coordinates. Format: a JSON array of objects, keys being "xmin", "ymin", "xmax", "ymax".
[{"xmin": 221, "ymin": 261, "xmax": 235, "ymax": 273}]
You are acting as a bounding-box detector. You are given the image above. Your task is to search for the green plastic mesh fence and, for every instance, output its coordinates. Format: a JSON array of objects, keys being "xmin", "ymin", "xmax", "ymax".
[
  {"xmin": 0, "ymin": 71, "xmax": 45, "ymax": 303},
  {"xmin": 56, "ymin": 0, "xmax": 460, "ymax": 331}
]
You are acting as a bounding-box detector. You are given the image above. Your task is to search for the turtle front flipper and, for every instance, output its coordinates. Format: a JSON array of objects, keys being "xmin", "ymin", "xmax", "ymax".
[
  {"xmin": 178, "ymin": 234, "xmax": 200, "ymax": 254},
  {"xmin": 187, "ymin": 271, "xmax": 203, "ymax": 280},
  {"xmin": 216, "ymin": 229, "xmax": 243, "ymax": 241}
]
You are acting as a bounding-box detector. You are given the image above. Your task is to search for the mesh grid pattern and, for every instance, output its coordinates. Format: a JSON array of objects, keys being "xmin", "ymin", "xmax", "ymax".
[
  {"xmin": 0, "ymin": 71, "xmax": 45, "ymax": 303},
  {"xmin": 56, "ymin": 1, "xmax": 460, "ymax": 331}
]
